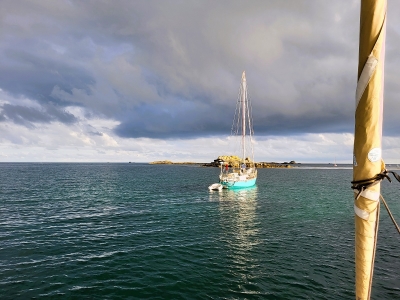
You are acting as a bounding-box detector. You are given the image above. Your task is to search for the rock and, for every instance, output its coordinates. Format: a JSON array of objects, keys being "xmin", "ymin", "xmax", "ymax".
[{"xmin": 149, "ymin": 160, "xmax": 173, "ymax": 164}]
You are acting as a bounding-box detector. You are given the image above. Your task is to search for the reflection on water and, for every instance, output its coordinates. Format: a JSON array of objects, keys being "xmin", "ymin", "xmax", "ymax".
[
  {"xmin": 210, "ymin": 186, "xmax": 262, "ymax": 289},
  {"xmin": 208, "ymin": 185, "xmax": 258, "ymax": 202}
]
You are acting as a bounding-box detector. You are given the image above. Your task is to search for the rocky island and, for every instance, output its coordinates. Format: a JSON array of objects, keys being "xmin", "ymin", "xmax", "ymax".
[
  {"xmin": 202, "ymin": 156, "xmax": 295, "ymax": 168},
  {"xmin": 149, "ymin": 156, "xmax": 297, "ymax": 168}
]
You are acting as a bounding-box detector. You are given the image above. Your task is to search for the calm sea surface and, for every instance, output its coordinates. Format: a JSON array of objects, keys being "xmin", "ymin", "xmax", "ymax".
[{"xmin": 0, "ymin": 163, "xmax": 399, "ymax": 299}]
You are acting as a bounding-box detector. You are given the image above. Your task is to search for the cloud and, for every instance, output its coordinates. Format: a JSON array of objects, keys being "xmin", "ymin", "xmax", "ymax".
[
  {"xmin": 0, "ymin": 0, "xmax": 399, "ymax": 162},
  {"xmin": 0, "ymin": 103, "xmax": 77, "ymax": 127},
  {"xmin": 0, "ymin": 46, "xmax": 95, "ymax": 105}
]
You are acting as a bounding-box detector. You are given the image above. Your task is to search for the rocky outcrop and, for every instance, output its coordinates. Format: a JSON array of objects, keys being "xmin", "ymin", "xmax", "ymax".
[
  {"xmin": 149, "ymin": 157, "xmax": 296, "ymax": 168},
  {"xmin": 149, "ymin": 160, "xmax": 173, "ymax": 164},
  {"xmin": 203, "ymin": 155, "xmax": 254, "ymax": 167},
  {"xmin": 203, "ymin": 156, "xmax": 294, "ymax": 168},
  {"xmin": 254, "ymin": 162, "xmax": 292, "ymax": 168},
  {"xmin": 283, "ymin": 160, "xmax": 296, "ymax": 164}
]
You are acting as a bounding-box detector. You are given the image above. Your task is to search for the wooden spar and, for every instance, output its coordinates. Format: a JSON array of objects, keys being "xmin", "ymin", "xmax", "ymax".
[{"xmin": 353, "ymin": 0, "xmax": 387, "ymax": 299}]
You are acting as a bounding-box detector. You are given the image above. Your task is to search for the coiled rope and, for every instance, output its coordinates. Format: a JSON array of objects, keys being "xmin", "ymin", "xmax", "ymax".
[{"xmin": 351, "ymin": 169, "xmax": 400, "ymax": 234}]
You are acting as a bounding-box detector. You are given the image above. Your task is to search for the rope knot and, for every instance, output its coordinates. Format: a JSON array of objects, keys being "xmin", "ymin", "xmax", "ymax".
[
  {"xmin": 351, "ymin": 169, "xmax": 400, "ymax": 192},
  {"xmin": 351, "ymin": 168, "xmax": 400, "ymax": 234}
]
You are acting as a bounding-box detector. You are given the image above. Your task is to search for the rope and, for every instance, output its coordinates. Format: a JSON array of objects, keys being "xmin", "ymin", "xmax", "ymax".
[
  {"xmin": 351, "ymin": 169, "xmax": 400, "ymax": 191},
  {"xmin": 369, "ymin": 200, "xmax": 380, "ymax": 300},
  {"xmin": 380, "ymin": 194, "xmax": 400, "ymax": 234},
  {"xmin": 352, "ymin": 169, "xmax": 400, "ymax": 234}
]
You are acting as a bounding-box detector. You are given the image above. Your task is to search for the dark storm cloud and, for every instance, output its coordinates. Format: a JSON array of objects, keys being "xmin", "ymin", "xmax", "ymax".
[
  {"xmin": 1, "ymin": 0, "xmax": 400, "ymax": 138},
  {"xmin": 0, "ymin": 46, "xmax": 95, "ymax": 106},
  {"xmin": 0, "ymin": 103, "xmax": 77, "ymax": 127},
  {"xmin": 114, "ymin": 100, "xmax": 233, "ymax": 139},
  {"xmin": 253, "ymin": 111, "xmax": 354, "ymax": 136}
]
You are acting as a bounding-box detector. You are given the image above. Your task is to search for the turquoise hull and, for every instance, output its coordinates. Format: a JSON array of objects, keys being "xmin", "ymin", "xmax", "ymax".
[{"xmin": 220, "ymin": 177, "xmax": 256, "ymax": 189}]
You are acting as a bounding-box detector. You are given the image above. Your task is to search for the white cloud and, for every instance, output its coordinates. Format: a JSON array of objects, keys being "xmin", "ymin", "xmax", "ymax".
[{"xmin": 1, "ymin": 115, "xmax": 399, "ymax": 164}]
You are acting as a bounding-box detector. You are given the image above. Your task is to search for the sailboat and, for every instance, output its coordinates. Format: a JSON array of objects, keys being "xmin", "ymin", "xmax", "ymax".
[{"xmin": 218, "ymin": 71, "xmax": 257, "ymax": 189}]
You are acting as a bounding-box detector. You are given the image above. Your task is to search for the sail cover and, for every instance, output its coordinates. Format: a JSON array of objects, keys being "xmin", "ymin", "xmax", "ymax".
[{"xmin": 353, "ymin": 0, "xmax": 387, "ymax": 299}]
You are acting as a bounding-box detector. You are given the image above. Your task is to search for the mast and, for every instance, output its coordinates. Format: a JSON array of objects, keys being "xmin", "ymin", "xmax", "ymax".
[
  {"xmin": 353, "ymin": 1, "xmax": 386, "ymax": 299},
  {"xmin": 241, "ymin": 71, "xmax": 246, "ymax": 162}
]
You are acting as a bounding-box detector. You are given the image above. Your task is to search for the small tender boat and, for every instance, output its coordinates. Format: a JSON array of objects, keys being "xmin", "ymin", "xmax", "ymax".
[{"xmin": 208, "ymin": 183, "xmax": 223, "ymax": 191}]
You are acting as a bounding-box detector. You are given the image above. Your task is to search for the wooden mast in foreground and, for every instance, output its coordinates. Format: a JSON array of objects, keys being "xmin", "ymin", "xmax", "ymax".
[{"xmin": 353, "ymin": 0, "xmax": 386, "ymax": 299}]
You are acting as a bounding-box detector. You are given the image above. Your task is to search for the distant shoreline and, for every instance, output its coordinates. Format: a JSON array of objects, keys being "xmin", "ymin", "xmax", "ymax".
[
  {"xmin": 149, "ymin": 161, "xmax": 203, "ymax": 165},
  {"xmin": 149, "ymin": 160, "xmax": 297, "ymax": 168}
]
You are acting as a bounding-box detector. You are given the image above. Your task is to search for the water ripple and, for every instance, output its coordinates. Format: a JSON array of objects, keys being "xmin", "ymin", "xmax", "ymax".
[{"xmin": 0, "ymin": 164, "xmax": 399, "ymax": 299}]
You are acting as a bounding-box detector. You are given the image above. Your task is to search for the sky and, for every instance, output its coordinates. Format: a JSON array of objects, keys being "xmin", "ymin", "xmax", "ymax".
[{"xmin": 1, "ymin": 0, "xmax": 400, "ymax": 163}]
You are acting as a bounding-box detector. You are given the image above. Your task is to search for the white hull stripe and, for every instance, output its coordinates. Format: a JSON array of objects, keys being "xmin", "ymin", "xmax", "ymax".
[
  {"xmin": 353, "ymin": 188, "xmax": 380, "ymax": 201},
  {"xmin": 354, "ymin": 204, "xmax": 370, "ymax": 220},
  {"xmin": 356, "ymin": 55, "xmax": 378, "ymax": 109}
]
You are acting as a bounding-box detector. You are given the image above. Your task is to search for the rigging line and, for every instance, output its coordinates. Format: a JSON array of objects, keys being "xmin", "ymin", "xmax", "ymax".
[
  {"xmin": 231, "ymin": 86, "xmax": 242, "ymax": 153},
  {"xmin": 368, "ymin": 200, "xmax": 380, "ymax": 300},
  {"xmin": 231, "ymin": 88, "xmax": 241, "ymax": 136},
  {"xmin": 246, "ymin": 91, "xmax": 254, "ymax": 167},
  {"xmin": 230, "ymin": 87, "xmax": 242, "ymax": 157},
  {"xmin": 246, "ymin": 86, "xmax": 255, "ymax": 162},
  {"xmin": 246, "ymin": 97, "xmax": 254, "ymax": 163},
  {"xmin": 379, "ymin": 194, "xmax": 400, "ymax": 234},
  {"xmin": 235, "ymin": 86, "xmax": 242, "ymax": 137},
  {"xmin": 238, "ymin": 85, "xmax": 244, "ymax": 154}
]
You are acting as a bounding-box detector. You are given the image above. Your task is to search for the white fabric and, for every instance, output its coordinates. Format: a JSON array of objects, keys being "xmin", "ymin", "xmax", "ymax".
[
  {"xmin": 354, "ymin": 204, "xmax": 370, "ymax": 220},
  {"xmin": 356, "ymin": 55, "xmax": 378, "ymax": 109},
  {"xmin": 354, "ymin": 188, "xmax": 380, "ymax": 201}
]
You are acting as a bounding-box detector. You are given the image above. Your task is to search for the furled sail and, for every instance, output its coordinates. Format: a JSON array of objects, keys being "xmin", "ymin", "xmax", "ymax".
[{"xmin": 353, "ymin": 0, "xmax": 386, "ymax": 299}]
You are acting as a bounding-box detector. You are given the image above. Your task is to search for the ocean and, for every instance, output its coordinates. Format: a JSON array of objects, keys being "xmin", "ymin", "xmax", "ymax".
[{"xmin": 0, "ymin": 163, "xmax": 399, "ymax": 299}]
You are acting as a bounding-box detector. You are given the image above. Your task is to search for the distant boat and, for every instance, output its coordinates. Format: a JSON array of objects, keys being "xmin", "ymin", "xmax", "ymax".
[
  {"xmin": 334, "ymin": 158, "xmax": 337, "ymax": 167},
  {"xmin": 218, "ymin": 71, "xmax": 257, "ymax": 189}
]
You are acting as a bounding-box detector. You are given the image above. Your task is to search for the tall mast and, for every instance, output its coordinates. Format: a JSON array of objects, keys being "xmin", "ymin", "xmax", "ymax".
[
  {"xmin": 241, "ymin": 71, "xmax": 246, "ymax": 162},
  {"xmin": 353, "ymin": 0, "xmax": 386, "ymax": 299}
]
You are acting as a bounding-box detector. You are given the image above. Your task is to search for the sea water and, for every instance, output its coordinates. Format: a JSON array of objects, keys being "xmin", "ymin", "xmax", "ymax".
[{"xmin": 0, "ymin": 163, "xmax": 399, "ymax": 299}]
